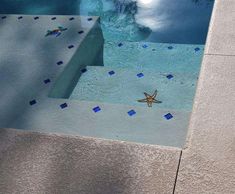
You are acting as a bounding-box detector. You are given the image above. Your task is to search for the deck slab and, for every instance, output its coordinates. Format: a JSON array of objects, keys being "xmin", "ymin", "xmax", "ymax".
[
  {"xmin": 205, "ymin": 0, "xmax": 235, "ymax": 56},
  {"xmin": 0, "ymin": 128, "xmax": 181, "ymax": 194},
  {"xmin": 175, "ymin": 55, "xmax": 235, "ymax": 194}
]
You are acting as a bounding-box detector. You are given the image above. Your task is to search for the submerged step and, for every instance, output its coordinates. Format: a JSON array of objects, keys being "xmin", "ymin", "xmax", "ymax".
[
  {"xmin": 12, "ymin": 98, "xmax": 190, "ymax": 147},
  {"xmin": 104, "ymin": 41, "xmax": 204, "ymax": 73},
  {"xmin": 0, "ymin": 14, "xmax": 104, "ymax": 128},
  {"xmin": 70, "ymin": 66, "xmax": 198, "ymax": 111}
]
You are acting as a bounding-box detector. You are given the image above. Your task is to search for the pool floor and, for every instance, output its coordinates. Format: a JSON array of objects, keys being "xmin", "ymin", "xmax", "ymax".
[{"xmin": 70, "ymin": 41, "xmax": 203, "ymax": 111}]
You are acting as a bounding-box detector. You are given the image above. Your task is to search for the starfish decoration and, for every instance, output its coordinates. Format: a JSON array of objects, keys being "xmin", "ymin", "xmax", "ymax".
[
  {"xmin": 138, "ymin": 90, "xmax": 162, "ymax": 107},
  {"xmin": 45, "ymin": 26, "xmax": 67, "ymax": 37}
]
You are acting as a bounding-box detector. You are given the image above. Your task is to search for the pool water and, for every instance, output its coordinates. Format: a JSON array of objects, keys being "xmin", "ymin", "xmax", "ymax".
[
  {"xmin": 1, "ymin": 0, "xmax": 214, "ymax": 43},
  {"xmin": 0, "ymin": 0, "xmax": 214, "ymax": 146},
  {"xmin": 70, "ymin": 42, "xmax": 203, "ymax": 111}
]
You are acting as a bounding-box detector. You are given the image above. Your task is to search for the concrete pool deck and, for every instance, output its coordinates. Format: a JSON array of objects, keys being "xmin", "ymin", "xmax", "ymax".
[{"xmin": 0, "ymin": 0, "xmax": 234, "ymax": 193}]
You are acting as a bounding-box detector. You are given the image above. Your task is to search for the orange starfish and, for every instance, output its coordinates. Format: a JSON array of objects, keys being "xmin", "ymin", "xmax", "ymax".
[{"xmin": 138, "ymin": 90, "xmax": 162, "ymax": 107}]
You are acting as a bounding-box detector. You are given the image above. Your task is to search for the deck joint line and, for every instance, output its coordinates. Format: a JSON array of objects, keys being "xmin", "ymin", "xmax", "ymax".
[{"xmin": 172, "ymin": 149, "xmax": 183, "ymax": 194}]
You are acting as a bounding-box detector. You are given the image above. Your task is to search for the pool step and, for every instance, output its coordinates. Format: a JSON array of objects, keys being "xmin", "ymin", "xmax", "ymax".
[
  {"xmin": 12, "ymin": 97, "xmax": 190, "ymax": 147},
  {"xmin": 104, "ymin": 41, "xmax": 204, "ymax": 73},
  {"xmin": 70, "ymin": 66, "xmax": 198, "ymax": 111}
]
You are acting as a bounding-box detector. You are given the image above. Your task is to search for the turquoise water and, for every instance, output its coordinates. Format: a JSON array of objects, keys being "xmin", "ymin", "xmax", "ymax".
[
  {"xmin": 65, "ymin": 0, "xmax": 213, "ymax": 110},
  {"xmin": 70, "ymin": 42, "xmax": 203, "ymax": 111},
  {"xmin": 0, "ymin": 0, "xmax": 214, "ymax": 44},
  {"xmin": 0, "ymin": 1, "xmax": 214, "ymax": 145},
  {"xmin": 0, "ymin": 0, "xmax": 214, "ymax": 109}
]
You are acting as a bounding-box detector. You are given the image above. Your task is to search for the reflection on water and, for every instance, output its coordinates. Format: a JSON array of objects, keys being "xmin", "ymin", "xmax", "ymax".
[
  {"xmin": 0, "ymin": 0, "xmax": 214, "ymax": 44},
  {"xmin": 80, "ymin": 0, "xmax": 214, "ymax": 43}
]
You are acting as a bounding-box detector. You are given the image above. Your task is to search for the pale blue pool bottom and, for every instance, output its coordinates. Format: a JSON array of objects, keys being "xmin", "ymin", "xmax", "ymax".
[{"xmin": 70, "ymin": 41, "xmax": 203, "ymax": 111}]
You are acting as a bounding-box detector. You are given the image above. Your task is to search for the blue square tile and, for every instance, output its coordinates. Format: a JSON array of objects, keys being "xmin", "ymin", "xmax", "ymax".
[
  {"xmin": 68, "ymin": 45, "xmax": 74, "ymax": 49},
  {"xmin": 18, "ymin": 16, "xmax": 23, "ymax": 20},
  {"xmin": 118, "ymin": 43, "xmax": 123, "ymax": 47},
  {"xmin": 128, "ymin": 110, "xmax": 136, "ymax": 116},
  {"xmin": 142, "ymin": 44, "xmax": 148, "ymax": 48},
  {"xmin": 29, "ymin": 100, "xmax": 37, "ymax": 106},
  {"xmin": 164, "ymin": 113, "xmax": 173, "ymax": 120},
  {"xmin": 88, "ymin": 17, "xmax": 93, "ymax": 21},
  {"xmin": 60, "ymin": 103, "xmax": 68, "ymax": 109},
  {"xmin": 1, "ymin": 16, "xmax": 7, "ymax": 19},
  {"xmin": 137, "ymin": 73, "xmax": 144, "ymax": 78},
  {"xmin": 51, "ymin": 17, "xmax": 57, "ymax": 20},
  {"xmin": 34, "ymin": 16, "xmax": 39, "ymax": 20},
  {"xmin": 69, "ymin": 17, "xmax": 75, "ymax": 21},
  {"xmin": 78, "ymin": 30, "xmax": 84, "ymax": 34},
  {"xmin": 195, "ymin": 47, "xmax": 200, "ymax": 52},
  {"xmin": 93, "ymin": 106, "xmax": 101, "ymax": 113},
  {"xmin": 168, "ymin": 46, "xmax": 173, "ymax": 50},
  {"xmin": 44, "ymin": 79, "xmax": 51, "ymax": 84},
  {"xmin": 108, "ymin": 70, "xmax": 115, "ymax": 76},
  {"xmin": 81, "ymin": 68, "xmax": 87, "ymax": 73},
  {"xmin": 57, "ymin": 61, "xmax": 63, "ymax": 65},
  {"xmin": 166, "ymin": 74, "xmax": 174, "ymax": 79}
]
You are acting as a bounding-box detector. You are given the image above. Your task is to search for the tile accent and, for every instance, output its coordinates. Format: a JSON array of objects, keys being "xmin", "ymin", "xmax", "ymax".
[
  {"xmin": 137, "ymin": 73, "xmax": 144, "ymax": 78},
  {"xmin": 68, "ymin": 45, "xmax": 74, "ymax": 49},
  {"xmin": 93, "ymin": 106, "xmax": 101, "ymax": 113},
  {"xmin": 128, "ymin": 110, "xmax": 136, "ymax": 116},
  {"xmin": 108, "ymin": 70, "xmax": 115, "ymax": 76},
  {"xmin": 166, "ymin": 74, "xmax": 174, "ymax": 79},
  {"xmin": 164, "ymin": 113, "xmax": 173, "ymax": 120},
  {"xmin": 60, "ymin": 103, "xmax": 68, "ymax": 109},
  {"xmin": 29, "ymin": 100, "xmax": 37, "ymax": 106},
  {"xmin": 118, "ymin": 43, "xmax": 123, "ymax": 47},
  {"xmin": 57, "ymin": 61, "xmax": 63, "ymax": 66},
  {"xmin": 44, "ymin": 79, "xmax": 51, "ymax": 84}
]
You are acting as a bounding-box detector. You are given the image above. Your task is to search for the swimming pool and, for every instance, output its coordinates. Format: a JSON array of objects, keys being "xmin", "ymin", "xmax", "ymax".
[
  {"xmin": 0, "ymin": 0, "xmax": 214, "ymax": 43},
  {"xmin": 0, "ymin": 0, "xmax": 214, "ymax": 147}
]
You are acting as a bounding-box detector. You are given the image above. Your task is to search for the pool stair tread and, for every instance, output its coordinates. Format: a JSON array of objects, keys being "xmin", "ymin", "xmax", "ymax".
[
  {"xmin": 70, "ymin": 65, "xmax": 198, "ymax": 111},
  {"xmin": 104, "ymin": 41, "xmax": 204, "ymax": 73},
  {"xmin": 12, "ymin": 97, "xmax": 190, "ymax": 147}
]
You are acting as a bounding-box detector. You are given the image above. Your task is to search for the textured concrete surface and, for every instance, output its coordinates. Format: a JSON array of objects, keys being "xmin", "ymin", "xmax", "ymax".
[
  {"xmin": 0, "ymin": 128, "xmax": 181, "ymax": 194},
  {"xmin": 205, "ymin": 0, "xmax": 235, "ymax": 55},
  {"xmin": 175, "ymin": 55, "xmax": 235, "ymax": 194},
  {"xmin": 175, "ymin": 1, "xmax": 235, "ymax": 192}
]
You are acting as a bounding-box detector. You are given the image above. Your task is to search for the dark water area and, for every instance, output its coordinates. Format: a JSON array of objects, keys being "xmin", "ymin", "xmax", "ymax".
[{"xmin": 0, "ymin": 0, "xmax": 214, "ymax": 44}]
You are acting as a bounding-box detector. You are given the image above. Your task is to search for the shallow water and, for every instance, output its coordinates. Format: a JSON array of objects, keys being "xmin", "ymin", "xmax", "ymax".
[{"xmin": 0, "ymin": 1, "xmax": 214, "ymax": 146}]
